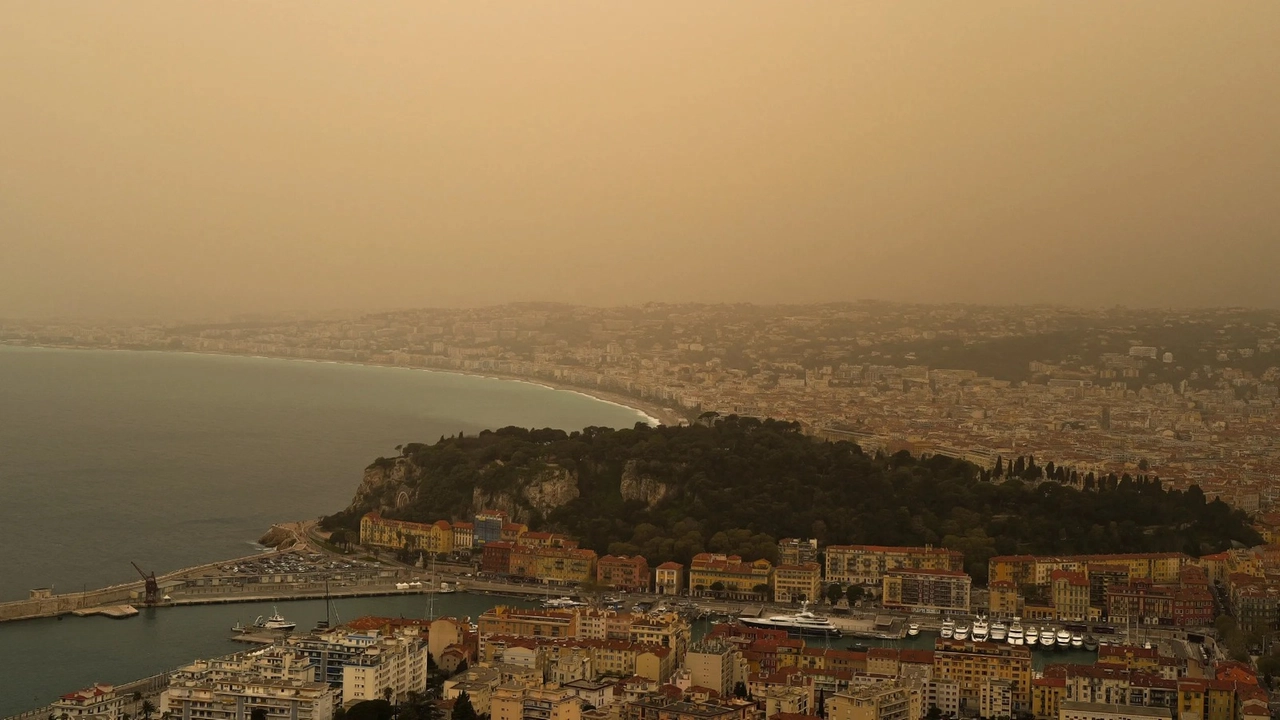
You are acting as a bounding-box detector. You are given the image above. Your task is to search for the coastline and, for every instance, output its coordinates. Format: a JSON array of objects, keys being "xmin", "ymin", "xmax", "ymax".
[{"xmin": 0, "ymin": 341, "xmax": 688, "ymax": 428}]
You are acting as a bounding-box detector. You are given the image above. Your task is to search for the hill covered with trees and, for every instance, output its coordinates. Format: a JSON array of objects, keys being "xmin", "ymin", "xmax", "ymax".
[{"xmin": 324, "ymin": 416, "xmax": 1260, "ymax": 581}]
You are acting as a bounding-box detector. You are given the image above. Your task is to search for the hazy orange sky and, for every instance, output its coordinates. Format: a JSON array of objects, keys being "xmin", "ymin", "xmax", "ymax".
[{"xmin": 2, "ymin": 2, "xmax": 1278, "ymax": 319}]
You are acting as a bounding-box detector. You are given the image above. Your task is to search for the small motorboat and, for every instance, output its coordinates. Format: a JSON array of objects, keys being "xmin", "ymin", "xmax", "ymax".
[
  {"xmin": 1083, "ymin": 634, "xmax": 1098, "ymax": 651},
  {"xmin": 1071, "ymin": 633, "xmax": 1084, "ymax": 649}
]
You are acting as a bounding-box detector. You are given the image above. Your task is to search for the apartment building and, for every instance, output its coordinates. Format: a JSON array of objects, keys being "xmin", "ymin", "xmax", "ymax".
[
  {"xmin": 161, "ymin": 648, "xmax": 336, "ymax": 720},
  {"xmin": 655, "ymin": 562, "xmax": 685, "ymax": 596},
  {"xmin": 778, "ymin": 538, "xmax": 820, "ymax": 566},
  {"xmin": 625, "ymin": 698, "xmax": 754, "ymax": 720},
  {"xmin": 826, "ymin": 545, "xmax": 964, "ymax": 587},
  {"xmin": 689, "ymin": 553, "xmax": 773, "ymax": 600},
  {"xmin": 774, "ymin": 562, "xmax": 823, "ymax": 604},
  {"xmin": 827, "ymin": 680, "xmax": 920, "ymax": 720},
  {"xmin": 687, "ymin": 638, "xmax": 740, "ymax": 696},
  {"xmin": 1052, "ymin": 571, "xmax": 1091, "ymax": 622},
  {"xmin": 598, "ymin": 555, "xmax": 651, "ymax": 592},
  {"xmin": 932, "ymin": 639, "xmax": 1032, "ymax": 712},
  {"xmin": 475, "ymin": 510, "xmax": 509, "ymax": 546},
  {"xmin": 882, "ymin": 569, "xmax": 971, "ymax": 614},
  {"xmin": 509, "ymin": 545, "xmax": 598, "ymax": 584},
  {"xmin": 52, "ymin": 684, "xmax": 127, "ymax": 720},
  {"xmin": 341, "ymin": 632, "xmax": 430, "ymax": 704},
  {"xmin": 490, "ymin": 684, "xmax": 583, "ymax": 720},
  {"xmin": 479, "ymin": 607, "xmax": 578, "ymax": 644},
  {"xmin": 1059, "ymin": 701, "xmax": 1172, "ymax": 720},
  {"xmin": 360, "ymin": 512, "xmax": 454, "ymax": 553}
]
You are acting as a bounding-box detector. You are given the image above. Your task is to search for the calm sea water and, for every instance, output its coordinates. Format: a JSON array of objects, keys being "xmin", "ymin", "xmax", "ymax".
[
  {"xmin": 0, "ymin": 346, "xmax": 650, "ymax": 602},
  {"xmin": 0, "ymin": 345, "xmax": 648, "ymax": 713}
]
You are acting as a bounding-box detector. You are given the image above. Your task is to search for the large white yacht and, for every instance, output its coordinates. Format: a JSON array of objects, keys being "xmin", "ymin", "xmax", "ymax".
[
  {"xmin": 954, "ymin": 622, "xmax": 970, "ymax": 641},
  {"xmin": 990, "ymin": 621, "xmax": 1008, "ymax": 642},
  {"xmin": 971, "ymin": 617, "xmax": 990, "ymax": 642},
  {"xmin": 740, "ymin": 603, "xmax": 843, "ymax": 638},
  {"xmin": 1056, "ymin": 628, "xmax": 1072, "ymax": 648},
  {"xmin": 1007, "ymin": 619, "xmax": 1025, "ymax": 645},
  {"xmin": 940, "ymin": 619, "xmax": 955, "ymax": 639},
  {"xmin": 1039, "ymin": 628, "xmax": 1056, "ymax": 648}
]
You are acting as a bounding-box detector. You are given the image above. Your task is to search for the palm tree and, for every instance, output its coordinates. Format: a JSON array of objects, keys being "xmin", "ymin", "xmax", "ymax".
[{"xmin": 140, "ymin": 700, "xmax": 157, "ymax": 720}]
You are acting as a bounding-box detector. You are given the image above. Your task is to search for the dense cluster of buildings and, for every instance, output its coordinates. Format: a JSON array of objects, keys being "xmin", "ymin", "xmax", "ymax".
[
  {"xmin": 50, "ymin": 587, "xmax": 1275, "ymax": 720},
  {"xmin": 986, "ymin": 553, "xmax": 1220, "ymax": 628}
]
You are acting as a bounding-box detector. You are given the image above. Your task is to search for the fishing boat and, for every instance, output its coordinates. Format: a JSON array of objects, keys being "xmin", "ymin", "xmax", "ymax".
[{"xmin": 253, "ymin": 607, "xmax": 296, "ymax": 632}]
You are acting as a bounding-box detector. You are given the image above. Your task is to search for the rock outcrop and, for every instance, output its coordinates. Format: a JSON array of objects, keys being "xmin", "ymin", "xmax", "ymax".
[
  {"xmin": 619, "ymin": 460, "xmax": 676, "ymax": 508},
  {"xmin": 258, "ymin": 525, "xmax": 297, "ymax": 550},
  {"xmin": 472, "ymin": 463, "xmax": 580, "ymax": 522},
  {"xmin": 349, "ymin": 458, "xmax": 418, "ymax": 515}
]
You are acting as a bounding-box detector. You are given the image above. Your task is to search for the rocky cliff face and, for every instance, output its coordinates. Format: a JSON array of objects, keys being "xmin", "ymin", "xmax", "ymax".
[
  {"xmin": 350, "ymin": 458, "xmax": 419, "ymax": 515},
  {"xmin": 619, "ymin": 460, "xmax": 676, "ymax": 508},
  {"xmin": 472, "ymin": 463, "xmax": 580, "ymax": 522},
  {"xmin": 346, "ymin": 456, "xmax": 581, "ymax": 522}
]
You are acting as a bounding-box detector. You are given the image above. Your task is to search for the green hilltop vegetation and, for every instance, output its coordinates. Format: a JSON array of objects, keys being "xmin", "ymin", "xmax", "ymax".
[{"xmin": 324, "ymin": 416, "xmax": 1260, "ymax": 581}]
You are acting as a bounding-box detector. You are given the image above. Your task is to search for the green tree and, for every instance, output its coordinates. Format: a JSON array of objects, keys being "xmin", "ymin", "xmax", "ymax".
[
  {"xmin": 140, "ymin": 701, "xmax": 156, "ymax": 720},
  {"xmin": 846, "ymin": 585, "xmax": 865, "ymax": 603},
  {"xmin": 710, "ymin": 581, "xmax": 726, "ymax": 596},
  {"xmin": 452, "ymin": 691, "xmax": 479, "ymax": 720},
  {"xmin": 825, "ymin": 584, "xmax": 844, "ymax": 604},
  {"xmin": 752, "ymin": 583, "xmax": 771, "ymax": 598}
]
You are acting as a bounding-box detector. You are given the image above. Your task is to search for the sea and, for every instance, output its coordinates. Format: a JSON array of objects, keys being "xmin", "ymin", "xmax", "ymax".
[{"xmin": 0, "ymin": 345, "xmax": 651, "ymax": 713}]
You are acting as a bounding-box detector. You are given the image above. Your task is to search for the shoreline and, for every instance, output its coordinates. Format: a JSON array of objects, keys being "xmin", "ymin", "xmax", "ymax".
[{"xmin": 0, "ymin": 341, "xmax": 688, "ymax": 428}]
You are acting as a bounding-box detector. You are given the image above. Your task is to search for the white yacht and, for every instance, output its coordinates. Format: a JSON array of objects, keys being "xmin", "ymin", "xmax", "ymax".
[
  {"xmin": 542, "ymin": 597, "xmax": 585, "ymax": 609},
  {"xmin": 1039, "ymin": 628, "xmax": 1056, "ymax": 648},
  {"xmin": 990, "ymin": 621, "xmax": 1008, "ymax": 642},
  {"xmin": 907, "ymin": 623, "xmax": 920, "ymax": 637},
  {"xmin": 1071, "ymin": 633, "xmax": 1084, "ymax": 649},
  {"xmin": 438, "ymin": 581, "xmax": 457, "ymax": 594},
  {"xmin": 253, "ymin": 607, "xmax": 296, "ymax": 632},
  {"xmin": 971, "ymin": 617, "xmax": 990, "ymax": 642},
  {"xmin": 954, "ymin": 622, "xmax": 970, "ymax": 641},
  {"xmin": 1024, "ymin": 625, "xmax": 1037, "ymax": 646},
  {"xmin": 1056, "ymin": 628, "xmax": 1072, "ymax": 648},
  {"xmin": 1007, "ymin": 619, "xmax": 1025, "ymax": 646},
  {"xmin": 940, "ymin": 619, "xmax": 955, "ymax": 639},
  {"xmin": 740, "ymin": 603, "xmax": 842, "ymax": 638}
]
